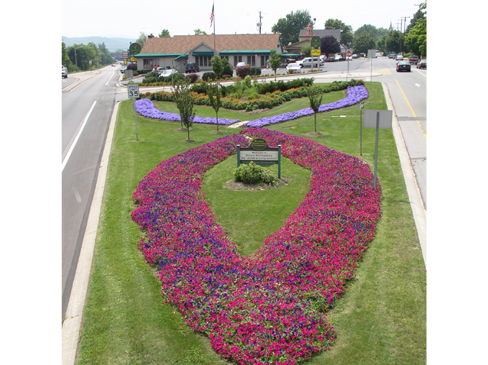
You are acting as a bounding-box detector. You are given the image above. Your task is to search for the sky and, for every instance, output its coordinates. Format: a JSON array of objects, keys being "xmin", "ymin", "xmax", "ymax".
[{"xmin": 62, "ymin": 0, "xmax": 422, "ymax": 39}]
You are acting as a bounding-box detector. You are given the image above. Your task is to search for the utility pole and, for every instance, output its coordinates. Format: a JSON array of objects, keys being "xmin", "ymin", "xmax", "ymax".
[{"xmin": 257, "ymin": 11, "xmax": 262, "ymax": 34}]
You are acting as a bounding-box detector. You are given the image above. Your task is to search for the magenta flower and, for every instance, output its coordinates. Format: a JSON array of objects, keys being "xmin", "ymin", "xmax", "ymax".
[{"xmin": 132, "ymin": 128, "xmax": 381, "ymax": 364}]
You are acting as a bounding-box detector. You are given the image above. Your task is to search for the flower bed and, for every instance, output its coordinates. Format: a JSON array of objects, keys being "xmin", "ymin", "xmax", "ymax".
[
  {"xmin": 135, "ymin": 98, "xmax": 241, "ymax": 125},
  {"xmin": 131, "ymin": 128, "xmax": 381, "ymax": 364},
  {"xmin": 135, "ymin": 85, "xmax": 368, "ymax": 128},
  {"xmin": 243, "ymin": 85, "xmax": 369, "ymax": 128}
]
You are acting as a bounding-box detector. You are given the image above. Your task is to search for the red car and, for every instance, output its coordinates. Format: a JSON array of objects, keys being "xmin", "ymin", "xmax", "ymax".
[{"xmin": 396, "ymin": 61, "xmax": 411, "ymax": 72}]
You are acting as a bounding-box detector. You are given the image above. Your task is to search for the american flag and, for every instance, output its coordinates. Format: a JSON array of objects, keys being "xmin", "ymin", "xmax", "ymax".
[{"xmin": 210, "ymin": 3, "xmax": 214, "ymax": 27}]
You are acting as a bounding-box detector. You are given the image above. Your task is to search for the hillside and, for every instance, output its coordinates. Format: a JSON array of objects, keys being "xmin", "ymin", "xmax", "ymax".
[{"xmin": 62, "ymin": 36, "xmax": 136, "ymax": 52}]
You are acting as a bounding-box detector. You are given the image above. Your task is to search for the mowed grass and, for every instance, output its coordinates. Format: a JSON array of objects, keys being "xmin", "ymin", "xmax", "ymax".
[{"xmin": 76, "ymin": 82, "xmax": 426, "ymax": 365}]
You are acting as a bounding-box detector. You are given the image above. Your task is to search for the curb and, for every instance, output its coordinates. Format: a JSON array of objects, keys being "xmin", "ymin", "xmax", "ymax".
[
  {"xmin": 61, "ymin": 101, "xmax": 120, "ymax": 365},
  {"xmin": 382, "ymin": 82, "xmax": 427, "ymax": 266}
]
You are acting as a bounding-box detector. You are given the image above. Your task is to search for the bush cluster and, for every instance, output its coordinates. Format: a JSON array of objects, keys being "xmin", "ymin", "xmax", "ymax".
[{"xmin": 234, "ymin": 162, "xmax": 277, "ymax": 185}]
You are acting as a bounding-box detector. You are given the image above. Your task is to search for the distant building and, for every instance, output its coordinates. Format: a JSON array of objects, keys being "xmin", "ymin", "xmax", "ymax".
[
  {"xmin": 285, "ymin": 24, "xmax": 341, "ymax": 54},
  {"xmin": 135, "ymin": 33, "xmax": 283, "ymax": 72}
]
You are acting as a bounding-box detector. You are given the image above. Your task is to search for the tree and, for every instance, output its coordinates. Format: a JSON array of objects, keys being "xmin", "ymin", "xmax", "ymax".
[
  {"xmin": 321, "ymin": 36, "xmax": 340, "ymax": 58},
  {"xmin": 173, "ymin": 80, "xmax": 196, "ymax": 141},
  {"xmin": 324, "ymin": 19, "xmax": 353, "ymax": 47},
  {"xmin": 269, "ymin": 50, "xmax": 281, "ymax": 81},
  {"xmin": 300, "ymin": 45, "xmax": 311, "ymax": 57},
  {"xmin": 98, "ymin": 42, "xmax": 113, "ymax": 65},
  {"xmin": 62, "ymin": 42, "xmax": 72, "ymax": 69},
  {"xmin": 159, "ymin": 29, "xmax": 171, "ymax": 37},
  {"xmin": 136, "ymin": 32, "xmax": 148, "ymax": 47},
  {"xmin": 353, "ymin": 33, "xmax": 375, "ymax": 55},
  {"xmin": 383, "ymin": 31, "xmax": 403, "ymax": 53},
  {"xmin": 306, "ymin": 86, "xmax": 323, "ymax": 133},
  {"xmin": 194, "ymin": 29, "xmax": 207, "ymax": 35},
  {"xmin": 405, "ymin": 18, "xmax": 426, "ymax": 56},
  {"xmin": 222, "ymin": 58, "xmax": 233, "ymax": 76},
  {"xmin": 210, "ymin": 55, "xmax": 224, "ymax": 79},
  {"xmin": 271, "ymin": 10, "xmax": 311, "ymax": 46},
  {"xmin": 207, "ymin": 83, "xmax": 222, "ymax": 132}
]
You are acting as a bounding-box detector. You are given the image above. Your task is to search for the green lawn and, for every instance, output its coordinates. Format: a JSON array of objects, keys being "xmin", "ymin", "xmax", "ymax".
[{"xmin": 76, "ymin": 82, "xmax": 426, "ymax": 365}]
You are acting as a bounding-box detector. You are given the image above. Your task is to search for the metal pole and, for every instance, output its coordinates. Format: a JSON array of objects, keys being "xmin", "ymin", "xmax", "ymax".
[
  {"xmin": 370, "ymin": 56, "xmax": 373, "ymax": 82},
  {"xmin": 373, "ymin": 111, "xmax": 379, "ymax": 189},
  {"xmin": 237, "ymin": 145, "xmax": 240, "ymax": 167},
  {"xmin": 278, "ymin": 145, "xmax": 281, "ymax": 179},
  {"xmin": 360, "ymin": 105, "xmax": 363, "ymax": 156}
]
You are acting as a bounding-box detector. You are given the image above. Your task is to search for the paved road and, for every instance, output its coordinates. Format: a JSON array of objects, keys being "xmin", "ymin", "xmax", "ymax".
[{"xmin": 62, "ymin": 66, "xmax": 120, "ymax": 320}]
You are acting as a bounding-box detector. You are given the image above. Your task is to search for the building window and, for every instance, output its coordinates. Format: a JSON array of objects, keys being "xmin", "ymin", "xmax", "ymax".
[
  {"xmin": 261, "ymin": 55, "xmax": 269, "ymax": 67},
  {"xmin": 196, "ymin": 56, "xmax": 212, "ymax": 67},
  {"xmin": 143, "ymin": 59, "xmax": 155, "ymax": 69},
  {"xmin": 234, "ymin": 56, "xmax": 242, "ymax": 67},
  {"xmin": 247, "ymin": 55, "xmax": 256, "ymax": 66}
]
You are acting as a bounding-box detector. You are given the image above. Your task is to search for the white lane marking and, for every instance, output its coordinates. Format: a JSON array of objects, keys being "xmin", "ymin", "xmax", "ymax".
[
  {"xmin": 105, "ymin": 71, "xmax": 115, "ymax": 86},
  {"xmin": 62, "ymin": 101, "xmax": 97, "ymax": 171}
]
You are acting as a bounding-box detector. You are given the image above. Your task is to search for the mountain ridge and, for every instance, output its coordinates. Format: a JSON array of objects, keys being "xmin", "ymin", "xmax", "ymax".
[{"xmin": 62, "ymin": 36, "xmax": 137, "ymax": 52}]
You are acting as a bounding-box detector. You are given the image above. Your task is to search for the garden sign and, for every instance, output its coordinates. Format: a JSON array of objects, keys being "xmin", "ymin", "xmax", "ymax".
[{"xmin": 237, "ymin": 138, "xmax": 281, "ymax": 178}]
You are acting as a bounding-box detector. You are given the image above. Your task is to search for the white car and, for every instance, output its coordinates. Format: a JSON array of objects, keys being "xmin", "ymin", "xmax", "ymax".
[
  {"xmin": 62, "ymin": 66, "xmax": 67, "ymax": 78},
  {"xmin": 297, "ymin": 57, "xmax": 324, "ymax": 68},
  {"xmin": 236, "ymin": 62, "xmax": 246, "ymax": 68},
  {"xmin": 286, "ymin": 63, "xmax": 302, "ymax": 73},
  {"xmin": 159, "ymin": 69, "xmax": 178, "ymax": 77},
  {"xmin": 334, "ymin": 54, "xmax": 341, "ymax": 61},
  {"xmin": 396, "ymin": 54, "xmax": 403, "ymax": 61}
]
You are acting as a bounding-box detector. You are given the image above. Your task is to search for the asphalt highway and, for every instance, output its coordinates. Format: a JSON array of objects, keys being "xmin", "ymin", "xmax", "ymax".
[{"xmin": 61, "ymin": 66, "xmax": 119, "ymax": 320}]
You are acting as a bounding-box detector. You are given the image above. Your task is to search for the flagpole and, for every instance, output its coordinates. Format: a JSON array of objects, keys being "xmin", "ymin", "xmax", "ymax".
[{"xmin": 213, "ymin": 1, "xmax": 216, "ymax": 56}]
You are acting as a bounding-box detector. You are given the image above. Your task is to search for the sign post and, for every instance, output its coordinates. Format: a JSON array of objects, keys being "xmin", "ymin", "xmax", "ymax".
[
  {"xmin": 359, "ymin": 102, "xmax": 364, "ymax": 156},
  {"xmin": 237, "ymin": 138, "xmax": 282, "ymax": 179},
  {"xmin": 363, "ymin": 109, "xmax": 393, "ymax": 189},
  {"xmin": 127, "ymin": 84, "xmax": 140, "ymax": 141},
  {"xmin": 311, "ymin": 36, "xmax": 321, "ymax": 73},
  {"xmin": 346, "ymin": 51, "xmax": 352, "ymax": 81},
  {"xmin": 368, "ymin": 49, "xmax": 376, "ymax": 82}
]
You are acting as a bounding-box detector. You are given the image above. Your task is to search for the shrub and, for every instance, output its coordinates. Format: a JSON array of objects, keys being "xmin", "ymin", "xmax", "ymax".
[
  {"xmin": 190, "ymin": 81, "xmax": 208, "ymax": 94},
  {"xmin": 222, "ymin": 59, "xmax": 233, "ymax": 76},
  {"xmin": 234, "ymin": 162, "xmax": 277, "ymax": 185},
  {"xmin": 235, "ymin": 66, "xmax": 251, "ymax": 78},
  {"xmin": 202, "ymin": 72, "xmax": 217, "ymax": 82},
  {"xmin": 185, "ymin": 73, "xmax": 199, "ymax": 83},
  {"xmin": 250, "ymin": 66, "xmax": 262, "ymax": 76},
  {"xmin": 222, "ymin": 74, "xmax": 232, "ymax": 80}
]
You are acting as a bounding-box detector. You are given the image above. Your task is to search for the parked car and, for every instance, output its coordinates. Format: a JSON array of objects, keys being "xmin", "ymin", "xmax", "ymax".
[
  {"xmin": 408, "ymin": 55, "xmax": 419, "ymax": 65},
  {"xmin": 296, "ymin": 57, "xmax": 324, "ymax": 68},
  {"xmin": 396, "ymin": 54, "xmax": 404, "ymax": 61},
  {"xmin": 396, "ymin": 61, "xmax": 411, "ymax": 72},
  {"xmin": 159, "ymin": 69, "xmax": 178, "ymax": 77},
  {"xmin": 388, "ymin": 53, "xmax": 397, "ymax": 59},
  {"xmin": 286, "ymin": 63, "xmax": 302, "ymax": 73},
  {"xmin": 236, "ymin": 61, "xmax": 246, "ymax": 68},
  {"xmin": 62, "ymin": 66, "xmax": 67, "ymax": 78},
  {"xmin": 185, "ymin": 62, "xmax": 200, "ymax": 73},
  {"xmin": 359, "ymin": 53, "xmax": 365, "ymax": 57},
  {"xmin": 334, "ymin": 54, "xmax": 342, "ymax": 61},
  {"xmin": 327, "ymin": 56, "xmax": 335, "ymax": 62},
  {"xmin": 352, "ymin": 54, "xmax": 358, "ymax": 58},
  {"xmin": 417, "ymin": 60, "xmax": 426, "ymax": 69},
  {"xmin": 120, "ymin": 68, "xmax": 126, "ymax": 74}
]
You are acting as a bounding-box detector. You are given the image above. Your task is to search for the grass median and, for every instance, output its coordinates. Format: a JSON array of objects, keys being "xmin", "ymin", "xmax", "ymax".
[{"xmin": 76, "ymin": 82, "xmax": 426, "ymax": 365}]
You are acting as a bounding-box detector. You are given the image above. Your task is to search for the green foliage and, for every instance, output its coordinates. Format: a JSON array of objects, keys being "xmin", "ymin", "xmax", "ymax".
[
  {"xmin": 159, "ymin": 29, "xmax": 171, "ymax": 37},
  {"xmin": 135, "ymin": 31, "xmax": 147, "ymax": 47},
  {"xmin": 300, "ymin": 46, "xmax": 311, "ymax": 57},
  {"xmin": 210, "ymin": 55, "xmax": 224, "ymax": 79},
  {"xmin": 306, "ymin": 86, "xmax": 324, "ymax": 132},
  {"xmin": 173, "ymin": 80, "xmax": 196, "ymax": 139},
  {"xmin": 185, "ymin": 73, "xmax": 199, "ymax": 83},
  {"xmin": 271, "ymin": 10, "xmax": 311, "ymax": 46},
  {"xmin": 222, "ymin": 58, "xmax": 233, "ymax": 76},
  {"xmin": 269, "ymin": 50, "xmax": 282, "ymax": 82},
  {"xmin": 234, "ymin": 162, "xmax": 277, "ymax": 186},
  {"xmin": 324, "ymin": 19, "xmax": 353, "ymax": 47},
  {"xmin": 250, "ymin": 66, "xmax": 261, "ymax": 76},
  {"xmin": 353, "ymin": 33, "xmax": 376, "ymax": 54},
  {"xmin": 207, "ymin": 83, "xmax": 222, "ymax": 130},
  {"xmin": 202, "ymin": 72, "xmax": 217, "ymax": 82},
  {"xmin": 405, "ymin": 18, "xmax": 427, "ymax": 56}
]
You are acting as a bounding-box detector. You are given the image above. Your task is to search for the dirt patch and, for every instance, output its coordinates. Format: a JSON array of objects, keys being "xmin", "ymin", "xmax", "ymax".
[
  {"xmin": 305, "ymin": 132, "xmax": 324, "ymax": 137},
  {"xmin": 223, "ymin": 178, "xmax": 291, "ymax": 191},
  {"xmin": 174, "ymin": 127, "xmax": 189, "ymax": 132},
  {"xmin": 180, "ymin": 139, "xmax": 197, "ymax": 143}
]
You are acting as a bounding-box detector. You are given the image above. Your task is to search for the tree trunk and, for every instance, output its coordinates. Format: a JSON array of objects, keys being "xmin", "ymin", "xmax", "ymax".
[{"xmin": 314, "ymin": 113, "xmax": 317, "ymax": 133}]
